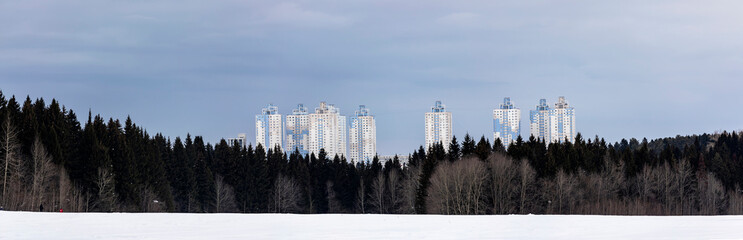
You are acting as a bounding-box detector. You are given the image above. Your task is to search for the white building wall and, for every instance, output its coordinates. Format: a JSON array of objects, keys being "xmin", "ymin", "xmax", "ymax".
[
  {"xmin": 531, "ymin": 97, "xmax": 575, "ymax": 144},
  {"xmin": 285, "ymin": 111, "xmax": 309, "ymax": 154},
  {"xmin": 256, "ymin": 119, "xmax": 267, "ymax": 147},
  {"xmin": 227, "ymin": 133, "xmax": 247, "ymax": 148},
  {"xmin": 267, "ymin": 114, "xmax": 283, "ymax": 149},
  {"xmin": 530, "ymin": 99, "xmax": 551, "ymax": 142},
  {"xmin": 256, "ymin": 104, "xmax": 283, "ymax": 150},
  {"xmin": 493, "ymin": 97, "xmax": 521, "ymax": 146},
  {"xmin": 308, "ymin": 102, "xmax": 347, "ymax": 159},
  {"xmin": 337, "ymin": 115, "xmax": 347, "ymax": 158},
  {"xmin": 424, "ymin": 101, "xmax": 452, "ymax": 151},
  {"xmin": 349, "ymin": 107, "xmax": 376, "ymax": 163},
  {"xmin": 550, "ymin": 98, "xmax": 576, "ymax": 143}
]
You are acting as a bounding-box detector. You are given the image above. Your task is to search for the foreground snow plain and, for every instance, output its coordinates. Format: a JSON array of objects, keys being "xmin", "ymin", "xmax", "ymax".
[{"xmin": 3, "ymin": 211, "xmax": 743, "ymax": 239}]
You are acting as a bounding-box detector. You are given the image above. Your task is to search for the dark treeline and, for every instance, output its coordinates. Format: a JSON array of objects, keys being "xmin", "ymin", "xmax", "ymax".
[{"xmin": 1, "ymin": 91, "xmax": 742, "ymax": 215}]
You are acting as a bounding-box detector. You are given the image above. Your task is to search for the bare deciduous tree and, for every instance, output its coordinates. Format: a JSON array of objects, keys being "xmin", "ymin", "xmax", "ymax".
[
  {"xmin": 369, "ymin": 172, "xmax": 386, "ymax": 213},
  {"xmin": 674, "ymin": 159, "xmax": 694, "ymax": 215},
  {"xmin": 355, "ymin": 178, "xmax": 366, "ymax": 213},
  {"xmin": 95, "ymin": 167, "xmax": 116, "ymax": 212},
  {"xmin": 31, "ymin": 136, "xmax": 54, "ymax": 211},
  {"xmin": 543, "ymin": 169, "xmax": 577, "ymax": 214},
  {"xmin": 214, "ymin": 175, "xmax": 237, "ymax": 213},
  {"xmin": 488, "ymin": 153, "xmax": 518, "ymax": 214},
  {"xmin": 270, "ymin": 174, "xmax": 301, "ymax": 213},
  {"xmin": 636, "ymin": 166, "xmax": 656, "ymax": 204},
  {"xmin": 400, "ymin": 165, "xmax": 420, "ymax": 214},
  {"xmin": 727, "ymin": 186, "xmax": 743, "ymax": 215},
  {"xmin": 58, "ymin": 166, "xmax": 70, "ymax": 211},
  {"xmin": 427, "ymin": 157, "xmax": 487, "ymax": 215},
  {"xmin": 699, "ymin": 172, "xmax": 727, "ymax": 215},
  {"xmin": 1, "ymin": 117, "xmax": 20, "ymax": 209},
  {"xmin": 387, "ymin": 168, "xmax": 402, "ymax": 214},
  {"xmin": 517, "ymin": 159, "xmax": 536, "ymax": 214}
]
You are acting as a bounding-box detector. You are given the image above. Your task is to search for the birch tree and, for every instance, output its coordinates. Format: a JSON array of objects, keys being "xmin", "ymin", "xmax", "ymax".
[
  {"xmin": 270, "ymin": 174, "xmax": 301, "ymax": 213},
  {"xmin": 369, "ymin": 173, "xmax": 386, "ymax": 213},
  {"xmin": 1, "ymin": 116, "xmax": 20, "ymax": 209},
  {"xmin": 214, "ymin": 175, "xmax": 237, "ymax": 213},
  {"xmin": 95, "ymin": 167, "xmax": 116, "ymax": 212},
  {"xmin": 31, "ymin": 136, "xmax": 54, "ymax": 211}
]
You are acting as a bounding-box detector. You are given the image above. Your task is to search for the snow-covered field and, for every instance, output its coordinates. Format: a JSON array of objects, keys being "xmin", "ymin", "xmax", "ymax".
[{"xmin": 3, "ymin": 211, "xmax": 743, "ymax": 239}]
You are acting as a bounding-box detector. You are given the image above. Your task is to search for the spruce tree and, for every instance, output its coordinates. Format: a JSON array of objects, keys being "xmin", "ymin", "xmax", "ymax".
[
  {"xmin": 492, "ymin": 138, "xmax": 506, "ymax": 153},
  {"xmin": 475, "ymin": 136, "xmax": 491, "ymax": 160},
  {"xmin": 447, "ymin": 135, "xmax": 461, "ymax": 162}
]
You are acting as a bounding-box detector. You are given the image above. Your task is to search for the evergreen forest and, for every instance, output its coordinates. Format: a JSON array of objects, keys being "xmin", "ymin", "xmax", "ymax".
[{"xmin": 2, "ymin": 90, "xmax": 743, "ymax": 215}]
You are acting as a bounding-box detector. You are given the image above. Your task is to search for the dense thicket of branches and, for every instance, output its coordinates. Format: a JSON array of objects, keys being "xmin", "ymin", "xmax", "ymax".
[{"xmin": 1, "ymin": 90, "xmax": 742, "ymax": 215}]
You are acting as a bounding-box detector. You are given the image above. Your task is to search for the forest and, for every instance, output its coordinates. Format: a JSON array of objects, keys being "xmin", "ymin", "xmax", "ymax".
[{"xmin": 1, "ymin": 90, "xmax": 743, "ymax": 215}]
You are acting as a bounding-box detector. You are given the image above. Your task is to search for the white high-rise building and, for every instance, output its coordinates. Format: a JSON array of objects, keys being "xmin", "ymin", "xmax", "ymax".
[
  {"xmin": 530, "ymin": 99, "xmax": 551, "ymax": 142},
  {"xmin": 349, "ymin": 105, "xmax": 376, "ymax": 163},
  {"xmin": 425, "ymin": 101, "xmax": 453, "ymax": 151},
  {"xmin": 530, "ymin": 97, "xmax": 575, "ymax": 143},
  {"xmin": 256, "ymin": 104, "xmax": 283, "ymax": 150},
  {"xmin": 285, "ymin": 104, "xmax": 310, "ymax": 155},
  {"xmin": 308, "ymin": 102, "xmax": 347, "ymax": 158},
  {"xmin": 493, "ymin": 97, "xmax": 521, "ymax": 146},
  {"xmin": 549, "ymin": 96, "xmax": 576, "ymax": 143},
  {"xmin": 227, "ymin": 133, "xmax": 247, "ymax": 149}
]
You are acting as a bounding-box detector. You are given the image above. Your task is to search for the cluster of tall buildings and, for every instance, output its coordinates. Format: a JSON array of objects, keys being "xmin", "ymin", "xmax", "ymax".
[
  {"xmin": 423, "ymin": 97, "xmax": 576, "ymax": 150},
  {"xmin": 248, "ymin": 102, "xmax": 377, "ymax": 163},
  {"xmin": 529, "ymin": 96, "xmax": 576, "ymax": 143},
  {"xmin": 230, "ymin": 97, "xmax": 575, "ymax": 163}
]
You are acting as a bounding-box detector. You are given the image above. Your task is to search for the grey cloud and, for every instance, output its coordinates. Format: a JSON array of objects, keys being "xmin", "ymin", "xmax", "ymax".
[{"xmin": 1, "ymin": 0, "xmax": 742, "ymax": 154}]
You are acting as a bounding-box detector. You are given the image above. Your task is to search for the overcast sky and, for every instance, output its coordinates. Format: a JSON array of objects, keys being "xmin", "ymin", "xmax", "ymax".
[{"xmin": 2, "ymin": 1, "xmax": 742, "ymax": 155}]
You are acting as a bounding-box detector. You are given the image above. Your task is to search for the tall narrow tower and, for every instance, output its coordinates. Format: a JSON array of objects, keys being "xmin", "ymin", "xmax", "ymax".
[
  {"xmin": 308, "ymin": 102, "xmax": 347, "ymax": 158},
  {"xmin": 493, "ymin": 97, "xmax": 521, "ymax": 146},
  {"xmin": 425, "ymin": 101, "xmax": 453, "ymax": 151},
  {"xmin": 349, "ymin": 105, "xmax": 376, "ymax": 163},
  {"xmin": 550, "ymin": 96, "xmax": 576, "ymax": 143},
  {"xmin": 285, "ymin": 104, "xmax": 309, "ymax": 155},
  {"xmin": 530, "ymin": 99, "xmax": 551, "ymax": 142},
  {"xmin": 256, "ymin": 104, "xmax": 283, "ymax": 150}
]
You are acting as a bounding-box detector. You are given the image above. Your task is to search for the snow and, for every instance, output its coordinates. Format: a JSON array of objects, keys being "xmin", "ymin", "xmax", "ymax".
[{"xmin": 3, "ymin": 211, "xmax": 743, "ymax": 239}]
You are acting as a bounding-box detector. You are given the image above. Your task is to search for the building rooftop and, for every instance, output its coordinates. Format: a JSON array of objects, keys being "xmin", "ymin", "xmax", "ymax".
[
  {"xmin": 261, "ymin": 104, "xmax": 279, "ymax": 115},
  {"xmin": 292, "ymin": 104, "xmax": 309, "ymax": 115},
  {"xmin": 315, "ymin": 101, "xmax": 340, "ymax": 114},
  {"xmin": 555, "ymin": 96, "xmax": 570, "ymax": 109},
  {"xmin": 431, "ymin": 100, "xmax": 446, "ymax": 113},
  {"xmin": 499, "ymin": 97, "xmax": 517, "ymax": 110},
  {"xmin": 355, "ymin": 105, "xmax": 371, "ymax": 117},
  {"xmin": 535, "ymin": 99, "xmax": 550, "ymax": 111}
]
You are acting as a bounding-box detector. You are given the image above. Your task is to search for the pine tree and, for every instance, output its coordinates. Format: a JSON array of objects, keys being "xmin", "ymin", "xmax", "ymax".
[
  {"xmin": 447, "ymin": 136, "xmax": 461, "ymax": 162},
  {"xmin": 416, "ymin": 142, "xmax": 445, "ymax": 213},
  {"xmin": 462, "ymin": 134, "xmax": 476, "ymax": 157},
  {"xmin": 492, "ymin": 138, "xmax": 506, "ymax": 153},
  {"xmin": 475, "ymin": 136, "xmax": 491, "ymax": 161}
]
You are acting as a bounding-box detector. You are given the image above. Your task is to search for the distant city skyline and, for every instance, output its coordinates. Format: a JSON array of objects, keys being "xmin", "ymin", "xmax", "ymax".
[
  {"xmin": 244, "ymin": 97, "xmax": 572, "ymax": 157},
  {"xmin": 3, "ymin": 1, "xmax": 743, "ymax": 155}
]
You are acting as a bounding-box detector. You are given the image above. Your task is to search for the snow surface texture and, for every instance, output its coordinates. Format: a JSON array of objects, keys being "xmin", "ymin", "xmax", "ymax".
[{"xmin": 3, "ymin": 211, "xmax": 743, "ymax": 239}]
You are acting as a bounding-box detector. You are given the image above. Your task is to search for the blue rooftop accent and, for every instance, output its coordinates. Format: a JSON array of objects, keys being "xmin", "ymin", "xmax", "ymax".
[
  {"xmin": 500, "ymin": 97, "xmax": 516, "ymax": 110},
  {"xmin": 432, "ymin": 101, "xmax": 446, "ymax": 113},
  {"xmin": 292, "ymin": 104, "xmax": 308, "ymax": 115},
  {"xmin": 261, "ymin": 104, "xmax": 279, "ymax": 115},
  {"xmin": 536, "ymin": 99, "xmax": 550, "ymax": 111},
  {"xmin": 355, "ymin": 105, "xmax": 371, "ymax": 117}
]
